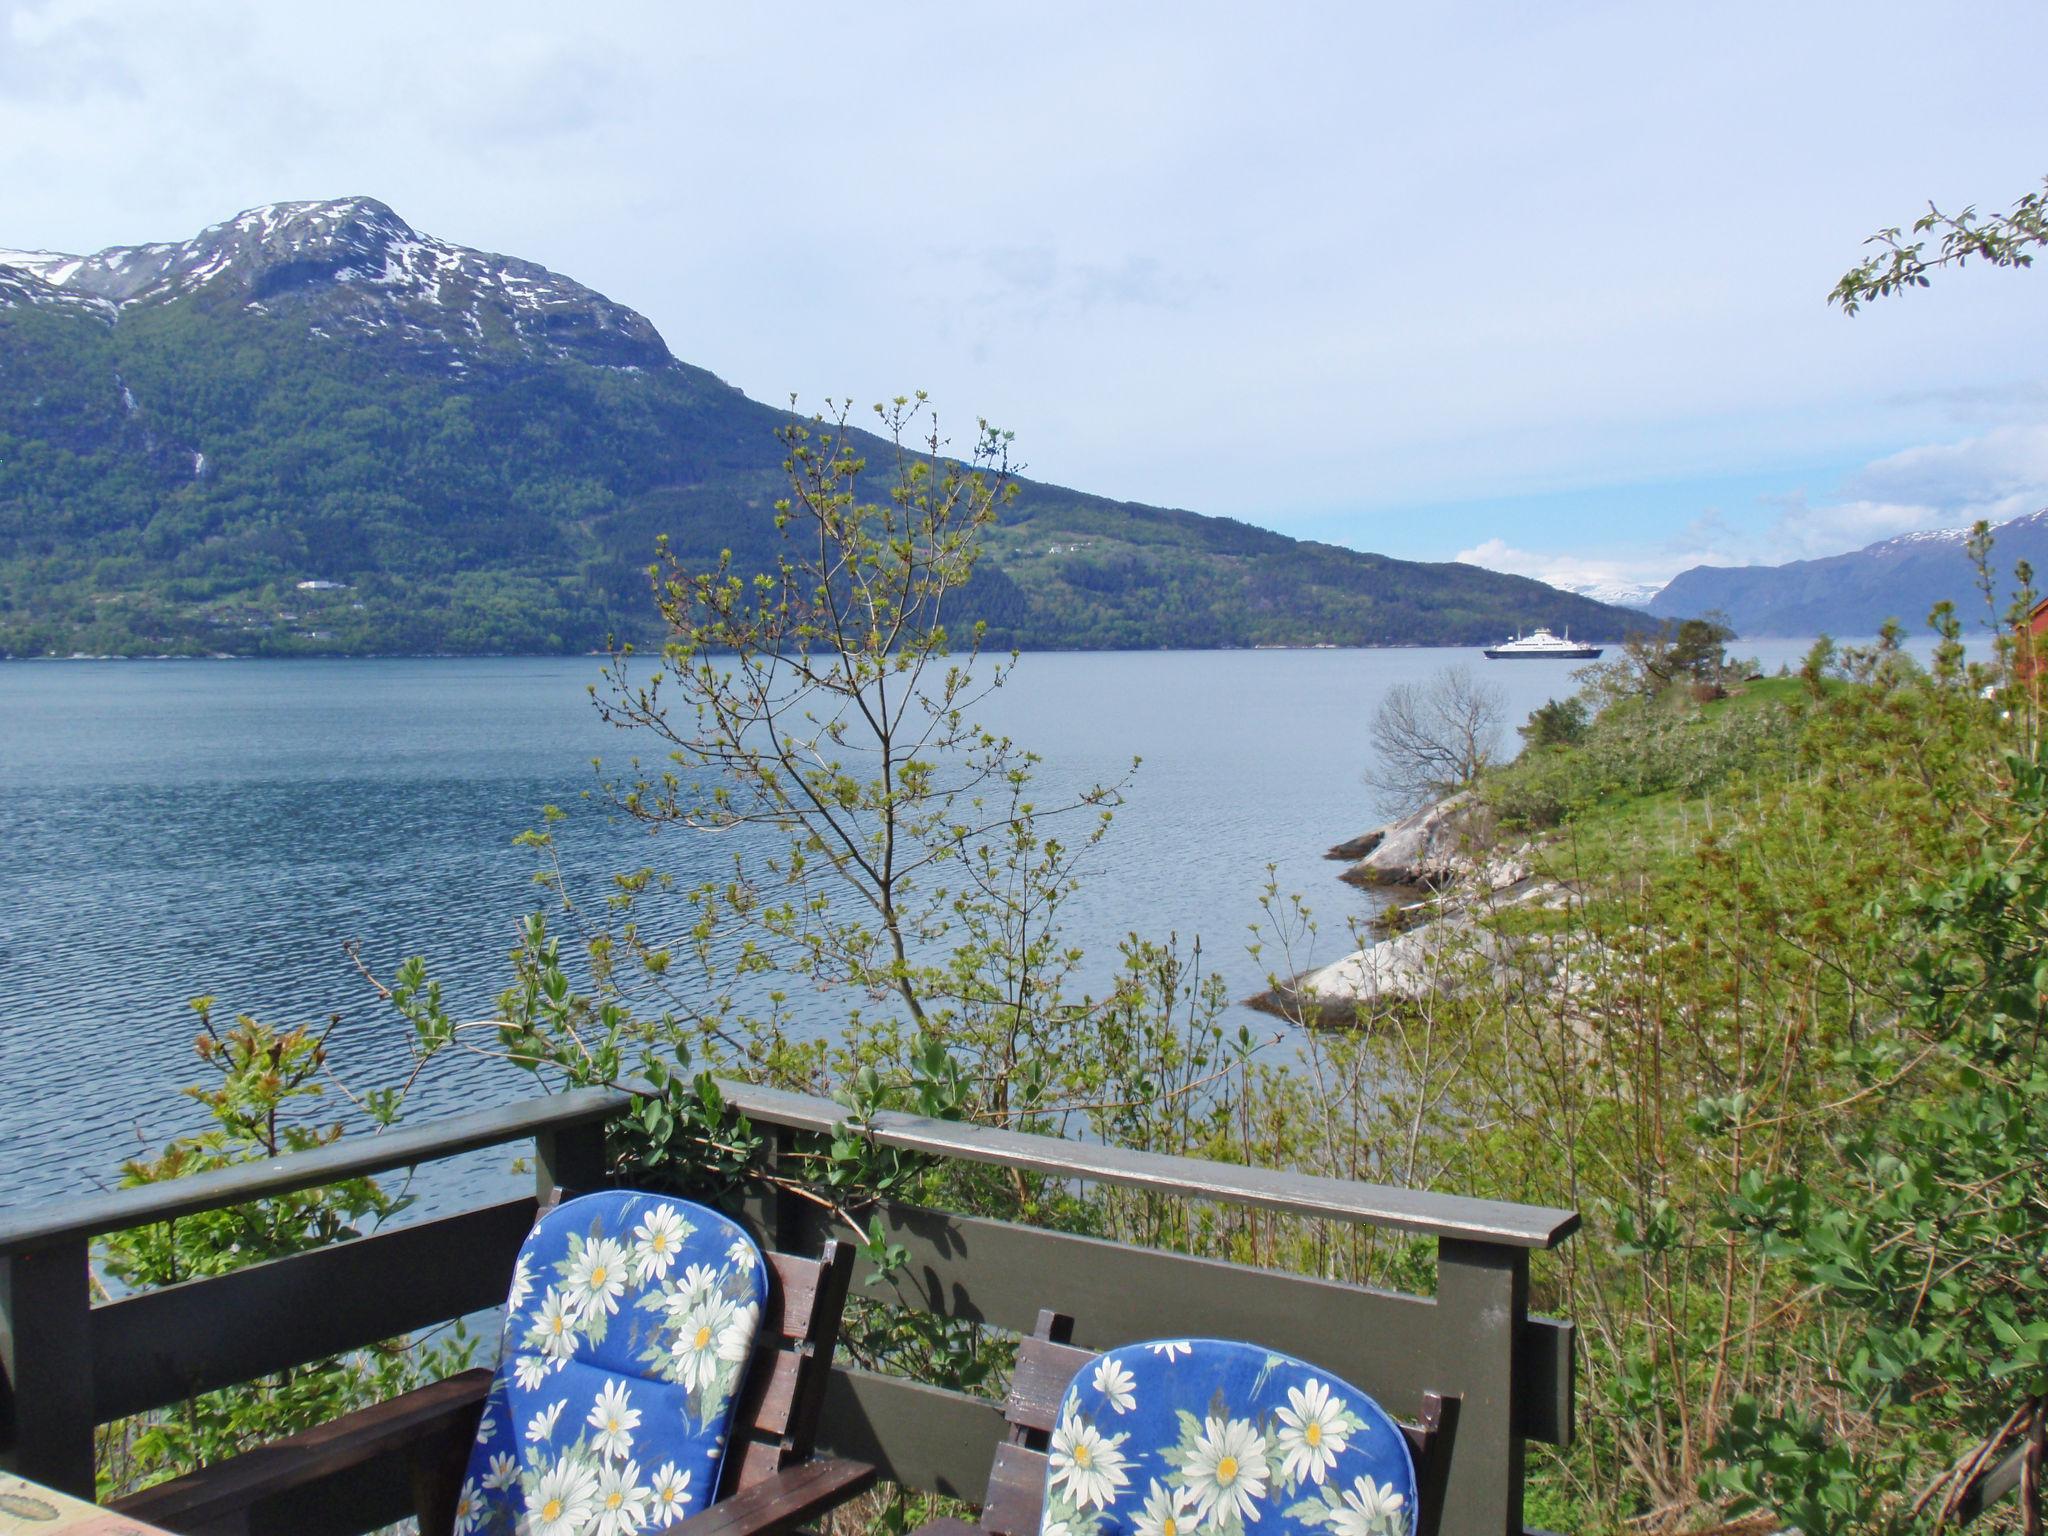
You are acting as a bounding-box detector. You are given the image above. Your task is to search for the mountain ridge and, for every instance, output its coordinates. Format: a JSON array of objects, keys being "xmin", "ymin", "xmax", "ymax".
[
  {"xmin": 1649, "ymin": 509, "xmax": 2048, "ymax": 635},
  {"xmin": 0, "ymin": 198, "xmax": 1645, "ymax": 656}
]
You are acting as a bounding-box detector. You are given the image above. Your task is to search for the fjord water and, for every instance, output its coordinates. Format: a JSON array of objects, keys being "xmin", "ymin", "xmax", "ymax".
[{"xmin": 0, "ymin": 644, "xmax": 1831, "ymax": 1211}]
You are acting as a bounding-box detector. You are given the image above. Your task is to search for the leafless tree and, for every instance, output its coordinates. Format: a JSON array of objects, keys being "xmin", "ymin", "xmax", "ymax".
[{"xmin": 1364, "ymin": 664, "xmax": 1505, "ymax": 814}]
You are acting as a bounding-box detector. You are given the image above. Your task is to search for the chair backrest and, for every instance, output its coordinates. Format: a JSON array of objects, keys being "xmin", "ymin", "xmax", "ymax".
[
  {"xmin": 455, "ymin": 1191, "xmax": 852, "ymax": 1534},
  {"xmin": 982, "ymin": 1313, "xmax": 1453, "ymax": 1536}
]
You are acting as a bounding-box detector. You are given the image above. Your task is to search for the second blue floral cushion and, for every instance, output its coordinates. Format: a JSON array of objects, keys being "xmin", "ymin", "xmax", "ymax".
[{"xmin": 1042, "ymin": 1338, "xmax": 1418, "ymax": 1536}]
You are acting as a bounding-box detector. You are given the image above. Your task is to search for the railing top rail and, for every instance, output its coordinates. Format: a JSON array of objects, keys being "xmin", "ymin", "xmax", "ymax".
[
  {"xmin": 0, "ymin": 1077, "xmax": 1579, "ymax": 1258},
  {"xmin": 720, "ymin": 1081, "xmax": 1581, "ymax": 1249},
  {"xmin": 0, "ymin": 1087, "xmax": 628, "ymax": 1258}
]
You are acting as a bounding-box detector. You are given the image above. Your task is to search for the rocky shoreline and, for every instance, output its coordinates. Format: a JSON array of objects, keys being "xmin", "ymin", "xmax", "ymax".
[{"xmin": 1247, "ymin": 794, "xmax": 1574, "ymax": 1026}]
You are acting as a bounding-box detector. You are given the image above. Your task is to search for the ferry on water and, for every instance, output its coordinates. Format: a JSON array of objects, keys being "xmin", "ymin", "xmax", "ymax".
[{"xmin": 1482, "ymin": 627, "xmax": 1603, "ymax": 660}]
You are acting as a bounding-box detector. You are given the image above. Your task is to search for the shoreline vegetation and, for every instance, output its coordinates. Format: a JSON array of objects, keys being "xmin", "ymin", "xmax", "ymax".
[
  {"xmin": 1240, "ymin": 585, "xmax": 2048, "ymax": 1530},
  {"xmin": 77, "ymin": 400, "xmax": 2048, "ymax": 1534}
]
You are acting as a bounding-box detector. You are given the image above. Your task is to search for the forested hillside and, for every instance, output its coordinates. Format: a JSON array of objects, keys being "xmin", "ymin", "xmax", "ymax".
[{"xmin": 0, "ymin": 198, "xmax": 1640, "ymax": 656}]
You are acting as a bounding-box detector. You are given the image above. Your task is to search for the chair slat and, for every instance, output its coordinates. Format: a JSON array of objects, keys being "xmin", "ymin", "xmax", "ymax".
[
  {"xmin": 766, "ymin": 1250, "xmax": 822, "ymax": 1341},
  {"xmin": 981, "ymin": 1443, "xmax": 1049, "ymax": 1536},
  {"xmin": 731, "ymin": 1436, "xmax": 788, "ymax": 1491},
  {"xmin": 1004, "ymin": 1337, "xmax": 1097, "ymax": 1434},
  {"xmin": 736, "ymin": 1348, "xmax": 801, "ymax": 1439}
]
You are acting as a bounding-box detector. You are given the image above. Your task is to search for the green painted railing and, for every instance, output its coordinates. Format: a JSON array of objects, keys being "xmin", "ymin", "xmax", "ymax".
[{"xmin": 0, "ymin": 1081, "xmax": 1578, "ymax": 1536}]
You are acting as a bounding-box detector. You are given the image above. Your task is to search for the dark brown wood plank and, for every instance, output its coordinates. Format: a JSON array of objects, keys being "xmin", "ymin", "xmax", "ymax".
[
  {"xmin": 1005, "ymin": 1338, "xmax": 1098, "ymax": 1434},
  {"xmin": 675, "ymin": 1456, "xmax": 876, "ymax": 1536},
  {"xmin": 982, "ymin": 1443, "xmax": 1050, "ymax": 1536},
  {"xmin": 713, "ymin": 1081, "xmax": 1578, "ymax": 1249},
  {"xmin": 736, "ymin": 1349, "xmax": 801, "ymax": 1439},
  {"xmin": 92, "ymin": 1199, "xmax": 536, "ymax": 1422},
  {"xmin": 112, "ymin": 1368, "xmax": 491, "ymax": 1530},
  {"xmin": 814, "ymin": 1366, "xmax": 1008, "ymax": 1501},
  {"xmin": 730, "ymin": 1437, "xmax": 787, "ymax": 1491},
  {"xmin": 0, "ymin": 1091, "xmax": 622, "ymax": 1258},
  {"xmin": 781, "ymin": 1241, "xmax": 855, "ymax": 1463},
  {"xmin": 766, "ymin": 1250, "xmax": 821, "ymax": 1342}
]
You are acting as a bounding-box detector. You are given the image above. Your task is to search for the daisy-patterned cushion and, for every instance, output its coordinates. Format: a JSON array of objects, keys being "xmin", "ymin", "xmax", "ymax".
[
  {"xmin": 456, "ymin": 1191, "xmax": 769, "ymax": 1535},
  {"xmin": 1042, "ymin": 1339, "xmax": 1418, "ymax": 1536}
]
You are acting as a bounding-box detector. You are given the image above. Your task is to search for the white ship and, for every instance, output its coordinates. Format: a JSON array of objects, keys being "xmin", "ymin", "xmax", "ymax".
[{"xmin": 1482, "ymin": 627, "xmax": 1602, "ymax": 660}]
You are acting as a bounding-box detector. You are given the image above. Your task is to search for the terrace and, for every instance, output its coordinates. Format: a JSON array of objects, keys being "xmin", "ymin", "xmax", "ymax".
[{"xmin": 0, "ymin": 1081, "xmax": 1579, "ymax": 1536}]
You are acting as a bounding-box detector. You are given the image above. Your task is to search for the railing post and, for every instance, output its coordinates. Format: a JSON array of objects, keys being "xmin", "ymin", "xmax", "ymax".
[
  {"xmin": 765, "ymin": 1127, "xmax": 807, "ymax": 1254},
  {"xmin": 533, "ymin": 1118, "xmax": 608, "ymax": 1204},
  {"xmin": 1434, "ymin": 1237, "xmax": 1530, "ymax": 1536},
  {"xmin": 0, "ymin": 1239, "xmax": 95, "ymax": 1498}
]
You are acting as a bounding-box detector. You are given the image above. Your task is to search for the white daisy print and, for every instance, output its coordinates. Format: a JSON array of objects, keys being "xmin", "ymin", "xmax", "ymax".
[
  {"xmin": 525, "ymin": 1456, "xmax": 599, "ymax": 1536},
  {"xmin": 1092, "ymin": 1355, "xmax": 1137, "ymax": 1414},
  {"xmin": 588, "ymin": 1379, "xmax": 642, "ymax": 1460},
  {"xmin": 593, "ymin": 1458, "xmax": 652, "ymax": 1536},
  {"xmin": 1327, "ymin": 1474, "xmax": 1407, "ymax": 1536},
  {"xmin": 473, "ymin": 1409, "xmax": 497, "ymax": 1446},
  {"xmin": 1183, "ymin": 1415, "xmax": 1270, "ymax": 1530},
  {"xmin": 1048, "ymin": 1407, "xmax": 1132, "ymax": 1511},
  {"xmin": 452, "ymin": 1476, "xmax": 483, "ymax": 1535},
  {"xmin": 1135, "ymin": 1479, "xmax": 1201, "ymax": 1536},
  {"xmin": 648, "ymin": 1461, "xmax": 693, "ymax": 1527},
  {"xmin": 634, "ymin": 1204, "xmax": 691, "ymax": 1282},
  {"xmin": 514, "ymin": 1352, "xmax": 553, "ymax": 1393},
  {"xmin": 528, "ymin": 1286, "xmax": 579, "ymax": 1364},
  {"xmin": 727, "ymin": 1237, "xmax": 758, "ymax": 1270},
  {"xmin": 483, "ymin": 1452, "xmax": 520, "ymax": 1491},
  {"xmin": 671, "ymin": 1294, "xmax": 741, "ymax": 1393},
  {"xmin": 1276, "ymin": 1378, "xmax": 1350, "ymax": 1486},
  {"xmin": 1147, "ymin": 1340, "xmax": 1193, "ymax": 1361},
  {"xmin": 507, "ymin": 1252, "xmax": 534, "ymax": 1311},
  {"xmin": 525, "ymin": 1398, "xmax": 565, "ymax": 1444},
  {"xmin": 568, "ymin": 1236, "xmax": 632, "ymax": 1319},
  {"xmin": 674, "ymin": 1262, "xmax": 721, "ymax": 1305}
]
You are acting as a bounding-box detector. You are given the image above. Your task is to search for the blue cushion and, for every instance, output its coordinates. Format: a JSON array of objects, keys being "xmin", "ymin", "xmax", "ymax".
[
  {"xmin": 455, "ymin": 1191, "xmax": 769, "ymax": 1534},
  {"xmin": 1041, "ymin": 1338, "xmax": 1418, "ymax": 1536}
]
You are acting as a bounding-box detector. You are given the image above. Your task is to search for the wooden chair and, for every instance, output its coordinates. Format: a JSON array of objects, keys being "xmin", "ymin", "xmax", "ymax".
[
  {"xmin": 111, "ymin": 1210, "xmax": 873, "ymax": 1536},
  {"xmin": 915, "ymin": 1312, "xmax": 1459, "ymax": 1536}
]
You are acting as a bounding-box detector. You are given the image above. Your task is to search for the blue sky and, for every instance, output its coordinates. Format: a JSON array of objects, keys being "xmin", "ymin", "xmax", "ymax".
[{"xmin": 5, "ymin": 1, "xmax": 2047, "ymax": 593}]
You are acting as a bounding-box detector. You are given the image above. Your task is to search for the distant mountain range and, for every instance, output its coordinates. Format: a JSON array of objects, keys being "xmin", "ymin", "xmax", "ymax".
[
  {"xmin": 0, "ymin": 198, "xmax": 1642, "ymax": 656},
  {"xmin": 1648, "ymin": 509, "xmax": 2048, "ymax": 636},
  {"xmin": 1555, "ymin": 577, "xmax": 1666, "ymax": 609}
]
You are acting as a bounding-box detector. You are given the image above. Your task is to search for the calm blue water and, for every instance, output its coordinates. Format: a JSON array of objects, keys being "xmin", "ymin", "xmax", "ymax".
[{"xmin": 0, "ymin": 642, "xmax": 1839, "ymax": 1211}]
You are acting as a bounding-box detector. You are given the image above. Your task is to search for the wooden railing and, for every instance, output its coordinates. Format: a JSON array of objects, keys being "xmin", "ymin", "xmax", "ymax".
[{"xmin": 0, "ymin": 1082, "xmax": 1579, "ymax": 1536}]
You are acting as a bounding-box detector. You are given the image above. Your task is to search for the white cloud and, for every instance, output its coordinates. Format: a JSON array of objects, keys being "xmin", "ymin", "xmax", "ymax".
[
  {"xmin": 1768, "ymin": 424, "xmax": 2048, "ymax": 558},
  {"xmin": 1465, "ymin": 422, "xmax": 2048, "ymax": 591},
  {"xmin": 1455, "ymin": 535, "xmax": 1742, "ymax": 597}
]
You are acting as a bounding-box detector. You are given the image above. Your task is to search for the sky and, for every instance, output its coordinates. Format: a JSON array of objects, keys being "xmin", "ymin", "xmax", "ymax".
[{"xmin": 4, "ymin": 0, "xmax": 2047, "ymax": 594}]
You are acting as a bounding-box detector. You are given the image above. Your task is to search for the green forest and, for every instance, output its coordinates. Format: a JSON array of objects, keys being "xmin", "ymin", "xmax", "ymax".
[{"xmin": 0, "ymin": 291, "xmax": 1636, "ymax": 656}]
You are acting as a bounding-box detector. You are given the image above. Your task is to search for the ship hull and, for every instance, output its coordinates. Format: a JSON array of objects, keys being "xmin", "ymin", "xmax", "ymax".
[{"xmin": 1482, "ymin": 646, "xmax": 1603, "ymax": 660}]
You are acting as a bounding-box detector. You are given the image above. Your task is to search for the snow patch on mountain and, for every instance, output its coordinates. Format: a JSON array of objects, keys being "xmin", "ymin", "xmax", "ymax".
[
  {"xmin": 0, "ymin": 197, "xmax": 671, "ymax": 369},
  {"xmin": 1554, "ymin": 577, "xmax": 1663, "ymax": 608}
]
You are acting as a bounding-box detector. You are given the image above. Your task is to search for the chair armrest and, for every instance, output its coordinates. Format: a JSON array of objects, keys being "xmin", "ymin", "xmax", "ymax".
[
  {"xmin": 675, "ymin": 1457, "xmax": 877, "ymax": 1536},
  {"xmin": 110, "ymin": 1367, "xmax": 493, "ymax": 1535}
]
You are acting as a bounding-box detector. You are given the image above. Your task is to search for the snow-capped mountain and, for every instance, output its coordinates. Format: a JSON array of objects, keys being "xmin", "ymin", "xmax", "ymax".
[
  {"xmin": 0, "ymin": 196, "xmax": 1646, "ymax": 657},
  {"xmin": 1652, "ymin": 509, "xmax": 2048, "ymax": 635},
  {"xmin": 0, "ymin": 197, "xmax": 670, "ymax": 370},
  {"xmin": 1551, "ymin": 577, "xmax": 1663, "ymax": 609}
]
